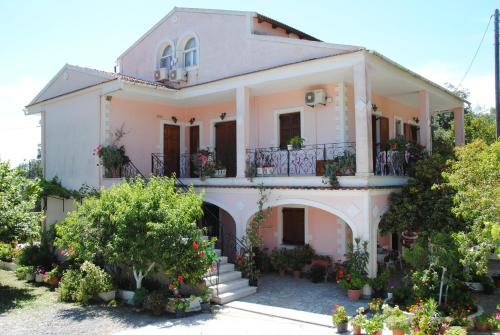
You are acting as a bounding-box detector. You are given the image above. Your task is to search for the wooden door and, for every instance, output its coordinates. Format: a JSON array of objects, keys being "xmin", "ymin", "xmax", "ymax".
[
  {"xmin": 215, "ymin": 121, "xmax": 236, "ymax": 177},
  {"xmin": 163, "ymin": 124, "xmax": 180, "ymax": 176},
  {"xmin": 380, "ymin": 117, "xmax": 389, "ymax": 148},
  {"xmin": 279, "ymin": 112, "xmax": 301, "ymax": 149},
  {"xmin": 404, "ymin": 123, "xmax": 412, "ymax": 141},
  {"xmin": 372, "ymin": 116, "xmax": 389, "ymax": 171},
  {"xmin": 189, "ymin": 126, "xmax": 200, "ymax": 177},
  {"xmin": 282, "ymin": 208, "xmax": 305, "ymax": 245}
]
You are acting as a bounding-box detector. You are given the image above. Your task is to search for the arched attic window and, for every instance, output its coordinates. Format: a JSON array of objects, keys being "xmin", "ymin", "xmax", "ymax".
[
  {"xmin": 160, "ymin": 45, "xmax": 173, "ymax": 70},
  {"xmin": 183, "ymin": 37, "xmax": 198, "ymax": 67}
]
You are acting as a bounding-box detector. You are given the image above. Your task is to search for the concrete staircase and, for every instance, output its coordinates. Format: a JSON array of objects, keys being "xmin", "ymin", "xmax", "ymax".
[{"xmin": 204, "ymin": 248, "xmax": 257, "ymax": 304}]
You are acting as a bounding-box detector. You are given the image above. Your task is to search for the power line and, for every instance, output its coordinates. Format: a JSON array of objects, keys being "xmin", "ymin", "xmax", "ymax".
[{"xmin": 456, "ymin": 13, "xmax": 494, "ymax": 90}]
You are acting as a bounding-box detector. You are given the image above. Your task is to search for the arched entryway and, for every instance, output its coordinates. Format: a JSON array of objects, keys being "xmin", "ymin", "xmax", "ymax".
[{"xmin": 199, "ymin": 201, "xmax": 237, "ymax": 262}]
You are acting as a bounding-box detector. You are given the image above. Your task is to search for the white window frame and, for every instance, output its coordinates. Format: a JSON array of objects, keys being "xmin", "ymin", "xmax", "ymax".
[
  {"xmin": 273, "ymin": 107, "xmax": 305, "ymax": 148},
  {"xmin": 155, "ymin": 38, "xmax": 175, "ymax": 70},
  {"xmin": 394, "ymin": 117, "xmax": 404, "ymax": 138},
  {"xmin": 277, "ymin": 205, "xmax": 309, "ymax": 248},
  {"xmin": 177, "ymin": 33, "xmax": 199, "ymax": 70},
  {"xmin": 160, "ymin": 45, "xmax": 174, "ymax": 70}
]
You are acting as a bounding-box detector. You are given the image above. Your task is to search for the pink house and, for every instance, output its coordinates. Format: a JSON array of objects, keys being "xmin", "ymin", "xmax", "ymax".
[{"xmin": 25, "ymin": 7, "xmax": 465, "ymax": 303}]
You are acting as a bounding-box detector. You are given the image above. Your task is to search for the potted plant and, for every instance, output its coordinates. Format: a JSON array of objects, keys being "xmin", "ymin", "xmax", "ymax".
[
  {"xmin": 15, "ymin": 265, "xmax": 34, "ymax": 281},
  {"xmin": 444, "ymin": 326, "xmax": 467, "ymax": 335},
  {"xmin": 144, "ymin": 290, "xmax": 166, "ymax": 316},
  {"xmin": 288, "ymin": 136, "xmax": 305, "ymax": 150},
  {"xmin": 289, "ymin": 248, "xmax": 305, "ymax": 279},
  {"xmin": 368, "ymin": 297, "xmax": 384, "ymax": 313},
  {"xmin": 332, "ymin": 305, "xmax": 349, "ymax": 333},
  {"xmin": 474, "ymin": 313, "xmax": 493, "ymax": 332},
  {"xmin": 213, "ymin": 161, "xmax": 226, "ymax": 178},
  {"xmin": 365, "ymin": 314, "xmax": 384, "ymax": 335},
  {"xmin": 270, "ymin": 249, "xmax": 288, "ymax": 276},
  {"xmin": 167, "ymin": 296, "xmax": 190, "ymax": 318},
  {"xmin": 385, "ymin": 306, "xmax": 410, "ymax": 335},
  {"xmin": 200, "ymin": 287, "xmax": 211, "ymax": 313},
  {"xmin": 351, "ymin": 307, "xmax": 368, "ymax": 335},
  {"xmin": 339, "ymin": 272, "xmax": 365, "ymax": 301},
  {"xmin": 46, "ymin": 266, "xmax": 62, "ymax": 287},
  {"xmin": 35, "ymin": 266, "xmax": 46, "ymax": 283}
]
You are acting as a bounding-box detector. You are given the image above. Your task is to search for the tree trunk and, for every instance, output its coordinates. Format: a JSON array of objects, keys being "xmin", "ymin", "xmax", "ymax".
[{"xmin": 132, "ymin": 263, "xmax": 155, "ymax": 290}]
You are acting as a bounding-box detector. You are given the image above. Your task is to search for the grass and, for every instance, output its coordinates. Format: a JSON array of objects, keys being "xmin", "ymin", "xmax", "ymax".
[{"xmin": 0, "ymin": 269, "xmax": 57, "ymax": 314}]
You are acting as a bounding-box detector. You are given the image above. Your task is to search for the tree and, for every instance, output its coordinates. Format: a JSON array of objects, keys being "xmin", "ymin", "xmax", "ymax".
[
  {"xmin": 379, "ymin": 153, "xmax": 461, "ymax": 236},
  {"xmin": 56, "ymin": 177, "xmax": 215, "ymax": 289},
  {"xmin": 445, "ymin": 140, "xmax": 500, "ymax": 275},
  {"xmin": 0, "ymin": 161, "xmax": 42, "ymax": 242},
  {"xmin": 463, "ymin": 111, "xmax": 496, "ymax": 145}
]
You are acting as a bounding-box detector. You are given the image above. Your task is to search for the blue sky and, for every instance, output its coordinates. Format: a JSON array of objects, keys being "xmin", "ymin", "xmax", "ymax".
[{"xmin": 0, "ymin": 0, "xmax": 497, "ymax": 164}]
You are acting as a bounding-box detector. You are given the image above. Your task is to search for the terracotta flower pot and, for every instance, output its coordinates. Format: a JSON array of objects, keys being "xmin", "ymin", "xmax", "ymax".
[
  {"xmin": 475, "ymin": 321, "xmax": 490, "ymax": 332},
  {"xmin": 347, "ymin": 289, "xmax": 361, "ymax": 301},
  {"xmin": 292, "ymin": 270, "xmax": 301, "ymax": 279},
  {"xmin": 392, "ymin": 329, "xmax": 405, "ymax": 335},
  {"xmin": 353, "ymin": 326, "xmax": 362, "ymax": 335}
]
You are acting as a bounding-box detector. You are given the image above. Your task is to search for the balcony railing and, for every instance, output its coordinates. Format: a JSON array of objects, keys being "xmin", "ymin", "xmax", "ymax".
[
  {"xmin": 374, "ymin": 144, "xmax": 416, "ymax": 177},
  {"xmin": 245, "ymin": 142, "xmax": 356, "ymax": 177},
  {"xmin": 152, "ymin": 152, "xmax": 215, "ymax": 178},
  {"xmin": 104, "ymin": 161, "xmax": 144, "ymax": 179}
]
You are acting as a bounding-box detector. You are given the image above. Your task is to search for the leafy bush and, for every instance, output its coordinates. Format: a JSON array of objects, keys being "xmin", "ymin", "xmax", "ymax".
[
  {"xmin": 384, "ymin": 306, "xmax": 410, "ymax": 332},
  {"xmin": 58, "ymin": 262, "xmax": 112, "ymax": 304},
  {"xmin": 58, "ymin": 269, "xmax": 83, "ymax": 302},
  {"xmin": 270, "ymin": 249, "xmax": 288, "ymax": 272},
  {"xmin": 339, "ymin": 272, "xmax": 365, "ymax": 290},
  {"xmin": 133, "ymin": 287, "xmax": 148, "ymax": 307},
  {"xmin": 444, "ymin": 326, "xmax": 467, "ymax": 335},
  {"xmin": 15, "ymin": 265, "xmax": 34, "ymax": 280},
  {"xmin": 0, "ymin": 242, "xmax": 13, "ymax": 262},
  {"xmin": 369, "ymin": 269, "xmax": 390, "ymax": 294},
  {"xmin": 344, "ymin": 238, "xmax": 369, "ymax": 275},
  {"xmin": 145, "ymin": 290, "xmax": 167, "ymax": 315},
  {"xmin": 310, "ymin": 263, "xmax": 326, "ymax": 283},
  {"xmin": 15, "ymin": 244, "xmax": 56, "ymax": 269}
]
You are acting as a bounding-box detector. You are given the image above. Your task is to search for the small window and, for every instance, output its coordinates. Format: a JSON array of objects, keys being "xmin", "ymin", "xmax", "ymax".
[
  {"xmin": 395, "ymin": 118, "xmax": 403, "ymax": 137},
  {"xmin": 279, "ymin": 112, "xmax": 301, "ymax": 149},
  {"xmin": 282, "ymin": 208, "xmax": 305, "ymax": 245},
  {"xmin": 183, "ymin": 38, "xmax": 197, "ymax": 67},
  {"xmin": 160, "ymin": 45, "xmax": 173, "ymax": 70}
]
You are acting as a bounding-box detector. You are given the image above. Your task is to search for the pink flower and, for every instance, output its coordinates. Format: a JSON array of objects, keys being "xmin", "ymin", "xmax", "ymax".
[
  {"xmin": 193, "ymin": 241, "xmax": 199, "ymax": 250},
  {"xmin": 168, "ymin": 283, "xmax": 174, "ymax": 290},
  {"xmin": 177, "ymin": 275, "xmax": 184, "ymax": 283}
]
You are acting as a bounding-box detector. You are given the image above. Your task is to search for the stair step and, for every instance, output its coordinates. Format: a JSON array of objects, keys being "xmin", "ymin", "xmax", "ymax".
[
  {"xmin": 208, "ymin": 278, "xmax": 249, "ymax": 295},
  {"xmin": 207, "ymin": 263, "xmax": 234, "ymax": 275},
  {"xmin": 214, "ymin": 249, "xmax": 221, "ymax": 257},
  {"xmin": 204, "ymin": 271, "xmax": 241, "ymax": 285},
  {"xmin": 218, "ymin": 256, "xmax": 228, "ymax": 264},
  {"xmin": 211, "ymin": 286, "xmax": 257, "ymax": 304}
]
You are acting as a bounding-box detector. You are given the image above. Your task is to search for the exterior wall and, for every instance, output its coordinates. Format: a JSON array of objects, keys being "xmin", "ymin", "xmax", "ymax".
[
  {"xmin": 117, "ymin": 9, "xmax": 349, "ymax": 85},
  {"xmin": 44, "ymin": 197, "xmax": 76, "ymax": 226},
  {"xmin": 43, "ymin": 90, "xmax": 101, "ymax": 190},
  {"xmin": 252, "ymin": 18, "xmax": 294, "ymax": 38}
]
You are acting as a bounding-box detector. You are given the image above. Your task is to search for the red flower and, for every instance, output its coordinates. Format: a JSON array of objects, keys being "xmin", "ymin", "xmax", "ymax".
[
  {"xmin": 198, "ymin": 251, "xmax": 204, "ymax": 257},
  {"xmin": 168, "ymin": 283, "xmax": 174, "ymax": 290},
  {"xmin": 177, "ymin": 275, "xmax": 184, "ymax": 283},
  {"xmin": 193, "ymin": 241, "xmax": 199, "ymax": 250}
]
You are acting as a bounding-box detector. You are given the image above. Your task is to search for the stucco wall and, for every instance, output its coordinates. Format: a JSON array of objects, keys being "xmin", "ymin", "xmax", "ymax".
[
  {"xmin": 43, "ymin": 90, "xmax": 101, "ymax": 190},
  {"xmin": 117, "ymin": 10, "xmax": 346, "ymax": 85}
]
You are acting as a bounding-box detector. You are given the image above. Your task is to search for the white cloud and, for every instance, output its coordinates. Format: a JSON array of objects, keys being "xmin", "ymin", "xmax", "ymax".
[
  {"xmin": 0, "ymin": 77, "xmax": 44, "ymax": 166},
  {"xmin": 414, "ymin": 62, "xmax": 495, "ymax": 111}
]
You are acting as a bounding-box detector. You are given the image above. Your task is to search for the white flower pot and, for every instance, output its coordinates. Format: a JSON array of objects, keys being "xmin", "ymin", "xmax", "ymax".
[
  {"xmin": 25, "ymin": 273, "xmax": 35, "ymax": 281},
  {"xmin": 263, "ymin": 167, "xmax": 274, "ymax": 175},
  {"xmin": 185, "ymin": 297, "xmax": 201, "ymax": 312},
  {"xmin": 118, "ymin": 290, "xmax": 135, "ymax": 305},
  {"xmin": 213, "ymin": 169, "xmax": 226, "ymax": 178},
  {"xmin": 98, "ymin": 290, "xmax": 116, "ymax": 302},
  {"xmin": 287, "ymin": 144, "xmax": 293, "ymax": 151},
  {"xmin": 256, "ymin": 167, "xmax": 264, "ymax": 176},
  {"xmin": 35, "ymin": 273, "xmax": 45, "ymax": 283}
]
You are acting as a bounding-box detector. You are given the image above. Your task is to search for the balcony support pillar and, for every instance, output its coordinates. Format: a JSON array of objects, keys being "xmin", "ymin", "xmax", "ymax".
[
  {"xmin": 453, "ymin": 106, "xmax": 465, "ymax": 146},
  {"xmin": 353, "ymin": 59, "xmax": 374, "ymax": 176},
  {"xmin": 236, "ymin": 86, "xmax": 251, "ymax": 178},
  {"xmin": 419, "ymin": 90, "xmax": 432, "ymax": 151}
]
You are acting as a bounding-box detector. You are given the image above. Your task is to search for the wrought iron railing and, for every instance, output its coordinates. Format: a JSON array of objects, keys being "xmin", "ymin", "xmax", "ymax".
[
  {"xmin": 245, "ymin": 142, "xmax": 356, "ymax": 177},
  {"xmin": 374, "ymin": 144, "xmax": 411, "ymax": 176},
  {"xmin": 104, "ymin": 161, "xmax": 144, "ymax": 179},
  {"xmin": 151, "ymin": 153, "xmax": 190, "ymax": 178}
]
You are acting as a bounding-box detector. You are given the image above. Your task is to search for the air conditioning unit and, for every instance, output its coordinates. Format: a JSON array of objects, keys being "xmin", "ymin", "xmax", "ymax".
[
  {"xmin": 169, "ymin": 68, "xmax": 187, "ymax": 82},
  {"xmin": 305, "ymin": 89, "xmax": 326, "ymax": 107},
  {"xmin": 154, "ymin": 68, "xmax": 168, "ymax": 82}
]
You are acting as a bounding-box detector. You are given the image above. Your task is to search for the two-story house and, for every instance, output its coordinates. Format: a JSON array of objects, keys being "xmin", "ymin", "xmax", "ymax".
[{"xmin": 25, "ymin": 7, "xmax": 465, "ymax": 303}]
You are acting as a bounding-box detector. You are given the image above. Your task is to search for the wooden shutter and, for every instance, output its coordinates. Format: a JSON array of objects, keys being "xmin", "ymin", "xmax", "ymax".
[
  {"xmin": 282, "ymin": 208, "xmax": 305, "ymax": 245},
  {"xmin": 215, "ymin": 121, "xmax": 237, "ymax": 177},
  {"xmin": 279, "ymin": 112, "xmax": 301, "ymax": 148},
  {"xmin": 380, "ymin": 117, "xmax": 389, "ymax": 148},
  {"xmin": 403, "ymin": 123, "xmax": 412, "ymax": 141},
  {"xmin": 163, "ymin": 124, "xmax": 180, "ymax": 176}
]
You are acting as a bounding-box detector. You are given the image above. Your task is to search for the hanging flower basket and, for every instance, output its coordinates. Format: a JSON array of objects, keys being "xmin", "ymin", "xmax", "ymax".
[{"xmin": 401, "ymin": 231, "xmax": 418, "ymax": 247}]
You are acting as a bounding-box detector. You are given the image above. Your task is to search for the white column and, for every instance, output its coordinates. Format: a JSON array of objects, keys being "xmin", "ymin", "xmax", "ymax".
[
  {"xmin": 353, "ymin": 60, "xmax": 374, "ymax": 176},
  {"xmin": 419, "ymin": 90, "xmax": 432, "ymax": 151},
  {"xmin": 236, "ymin": 87, "xmax": 251, "ymax": 177},
  {"xmin": 453, "ymin": 107, "xmax": 465, "ymax": 146}
]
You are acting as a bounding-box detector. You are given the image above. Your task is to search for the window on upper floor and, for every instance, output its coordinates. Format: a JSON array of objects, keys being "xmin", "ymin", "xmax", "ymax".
[
  {"xmin": 160, "ymin": 45, "xmax": 173, "ymax": 70},
  {"xmin": 183, "ymin": 37, "xmax": 198, "ymax": 68}
]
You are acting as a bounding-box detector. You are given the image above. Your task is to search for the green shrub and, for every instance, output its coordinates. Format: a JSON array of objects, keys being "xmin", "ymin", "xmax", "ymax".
[
  {"xmin": 365, "ymin": 314, "xmax": 384, "ymax": 335},
  {"xmin": 133, "ymin": 287, "xmax": 148, "ymax": 307},
  {"xmin": 58, "ymin": 262, "xmax": 112, "ymax": 304},
  {"xmin": 310, "ymin": 263, "xmax": 326, "ymax": 283},
  {"xmin": 15, "ymin": 243, "xmax": 55, "ymax": 268},
  {"xmin": 15, "ymin": 265, "xmax": 34, "ymax": 280},
  {"xmin": 270, "ymin": 249, "xmax": 288, "ymax": 272},
  {"xmin": 76, "ymin": 261, "xmax": 113, "ymax": 304},
  {"xmin": 0, "ymin": 242, "xmax": 13, "ymax": 262},
  {"xmin": 444, "ymin": 326, "xmax": 467, "ymax": 335},
  {"xmin": 58, "ymin": 269, "xmax": 83, "ymax": 302},
  {"xmin": 144, "ymin": 290, "xmax": 167, "ymax": 315}
]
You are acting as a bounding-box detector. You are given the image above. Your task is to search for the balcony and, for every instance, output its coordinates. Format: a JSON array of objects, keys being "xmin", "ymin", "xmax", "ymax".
[{"xmin": 245, "ymin": 142, "xmax": 356, "ymax": 178}]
